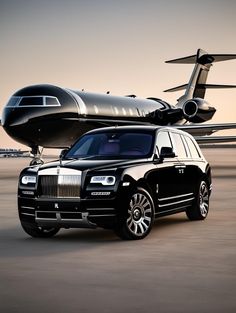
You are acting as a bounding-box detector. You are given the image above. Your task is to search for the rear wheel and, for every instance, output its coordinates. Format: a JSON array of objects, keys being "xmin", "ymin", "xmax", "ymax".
[
  {"xmin": 21, "ymin": 222, "xmax": 60, "ymax": 238},
  {"xmin": 115, "ymin": 187, "xmax": 154, "ymax": 240},
  {"xmin": 186, "ymin": 181, "xmax": 209, "ymax": 220}
]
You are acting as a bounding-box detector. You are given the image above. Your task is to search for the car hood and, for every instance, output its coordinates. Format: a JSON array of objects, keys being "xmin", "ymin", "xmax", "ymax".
[
  {"xmin": 38, "ymin": 158, "xmax": 127, "ymax": 172},
  {"xmin": 37, "ymin": 157, "xmax": 151, "ymax": 173}
]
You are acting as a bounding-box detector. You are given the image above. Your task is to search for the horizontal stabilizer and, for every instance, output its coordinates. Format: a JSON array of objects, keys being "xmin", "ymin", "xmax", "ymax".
[
  {"xmin": 198, "ymin": 84, "xmax": 236, "ymax": 89},
  {"xmin": 166, "ymin": 49, "xmax": 236, "ymax": 65},
  {"xmin": 164, "ymin": 84, "xmax": 188, "ymax": 92},
  {"xmin": 166, "ymin": 54, "xmax": 197, "ymax": 64},
  {"xmin": 164, "ymin": 84, "xmax": 236, "ymax": 93}
]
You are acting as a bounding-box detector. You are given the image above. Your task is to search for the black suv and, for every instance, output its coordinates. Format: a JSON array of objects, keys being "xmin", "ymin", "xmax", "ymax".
[{"xmin": 18, "ymin": 126, "xmax": 212, "ymax": 240}]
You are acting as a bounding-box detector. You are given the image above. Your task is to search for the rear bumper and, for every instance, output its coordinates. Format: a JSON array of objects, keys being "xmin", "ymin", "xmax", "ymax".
[{"xmin": 18, "ymin": 196, "xmax": 118, "ymax": 229}]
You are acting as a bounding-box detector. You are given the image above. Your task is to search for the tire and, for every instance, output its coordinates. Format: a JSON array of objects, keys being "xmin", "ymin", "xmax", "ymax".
[
  {"xmin": 114, "ymin": 187, "xmax": 155, "ymax": 240},
  {"xmin": 21, "ymin": 222, "xmax": 60, "ymax": 238},
  {"xmin": 186, "ymin": 181, "xmax": 209, "ymax": 220}
]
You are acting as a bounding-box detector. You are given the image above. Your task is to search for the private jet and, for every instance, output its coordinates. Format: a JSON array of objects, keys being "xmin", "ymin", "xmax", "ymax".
[{"xmin": 1, "ymin": 48, "xmax": 236, "ymax": 164}]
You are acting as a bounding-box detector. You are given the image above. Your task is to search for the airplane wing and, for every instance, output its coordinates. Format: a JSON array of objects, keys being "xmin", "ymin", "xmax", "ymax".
[
  {"xmin": 195, "ymin": 136, "xmax": 236, "ymax": 144},
  {"xmin": 74, "ymin": 118, "xmax": 236, "ymax": 144},
  {"xmin": 177, "ymin": 123, "xmax": 236, "ymax": 136},
  {"xmin": 72, "ymin": 119, "xmax": 236, "ymax": 135},
  {"xmin": 176, "ymin": 123, "xmax": 236, "ymax": 144}
]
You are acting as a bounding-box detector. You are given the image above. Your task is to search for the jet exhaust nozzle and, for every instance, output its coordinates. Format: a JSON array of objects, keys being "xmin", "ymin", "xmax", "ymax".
[{"xmin": 183, "ymin": 98, "xmax": 216, "ymax": 123}]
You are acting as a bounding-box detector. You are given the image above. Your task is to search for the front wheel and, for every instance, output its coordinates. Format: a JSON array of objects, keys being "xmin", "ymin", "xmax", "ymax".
[
  {"xmin": 186, "ymin": 181, "xmax": 209, "ymax": 220},
  {"xmin": 21, "ymin": 222, "xmax": 60, "ymax": 238},
  {"xmin": 115, "ymin": 187, "xmax": 155, "ymax": 240}
]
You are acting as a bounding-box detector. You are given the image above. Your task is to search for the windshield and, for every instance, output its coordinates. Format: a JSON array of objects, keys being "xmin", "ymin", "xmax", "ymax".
[{"xmin": 65, "ymin": 132, "xmax": 154, "ymax": 160}]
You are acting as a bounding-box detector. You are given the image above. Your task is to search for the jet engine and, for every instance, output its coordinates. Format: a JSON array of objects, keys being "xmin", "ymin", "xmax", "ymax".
[{"xmin": 182, "ymin": 98, "xmax": 216, "ymax": 123}]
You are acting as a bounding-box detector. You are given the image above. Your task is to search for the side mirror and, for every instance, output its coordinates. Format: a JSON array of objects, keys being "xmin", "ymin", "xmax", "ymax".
[
  {"xmin": 60, "ymin": 148, "xmax": 69, "ymax": 159},
  {"xmin": 160, "ymin": 146, "xmax": 176, "ymax": 161}
]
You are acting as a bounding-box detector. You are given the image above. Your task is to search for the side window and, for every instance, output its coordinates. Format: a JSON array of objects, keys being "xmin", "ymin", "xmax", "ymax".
[
  {"xmin": 185, "ymin": 136, "xmax": 201, "ymax": 159},
  {"xmin": 171, "ymin": 133, "xmax": 187, "ymax": 159},
  {"xmin": 156, "ymin": 131, "xmax": 172, "ymax": 155}
]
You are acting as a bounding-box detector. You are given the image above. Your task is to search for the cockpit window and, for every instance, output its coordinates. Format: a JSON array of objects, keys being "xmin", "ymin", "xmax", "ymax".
[
  {"xmin": 6, "ymin": 96, "xmax": 60, "ymax": 107},
  {"xmin": 45, "ymin": 97, "xmax": 60, "ymax": 106},
  {"xmin": 6, "ymin": 97, "xmax": 20, "ymax": 107},
  {"xmin": 19, "ymin": 97, "xmax": 44, "ymax": 106},
  {"xmin": 65, "ymin": 132, "xmax": 154, "ymax": 160}
]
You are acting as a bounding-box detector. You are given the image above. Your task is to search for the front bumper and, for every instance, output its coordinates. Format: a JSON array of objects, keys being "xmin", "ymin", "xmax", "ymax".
[{"xmin": 18, "ymin": 196, "xmax": 118, "ymax": 229}]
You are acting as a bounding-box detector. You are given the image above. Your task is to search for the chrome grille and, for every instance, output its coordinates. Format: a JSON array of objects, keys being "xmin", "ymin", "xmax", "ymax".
[{"xmin": 39, "ymin": 175, "xmax": 81, "ymax": 198}]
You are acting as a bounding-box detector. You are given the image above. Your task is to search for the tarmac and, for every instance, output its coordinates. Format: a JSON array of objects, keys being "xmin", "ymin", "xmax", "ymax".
[{"xmin": 0, "ymin": 148, "xmax": 235, "ymax": 313}]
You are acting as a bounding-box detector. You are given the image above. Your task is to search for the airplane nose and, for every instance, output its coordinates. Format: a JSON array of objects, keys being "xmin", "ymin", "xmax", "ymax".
[{"xmin": 2, "ymin": 107, "xmax": 28, "ymax": 128}]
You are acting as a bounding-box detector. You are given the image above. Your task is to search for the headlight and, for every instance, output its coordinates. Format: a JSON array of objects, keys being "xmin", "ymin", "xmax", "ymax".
[
  {"xmin": 90, "ymin": 176, "xmax": 116, "ymax": 186},
  {"xmin": 21, "ymin": 175, "xmax": 37, "ymax": 185}
]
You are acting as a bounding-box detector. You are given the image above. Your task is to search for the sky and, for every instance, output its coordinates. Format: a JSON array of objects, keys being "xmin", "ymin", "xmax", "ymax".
[{"xmin": 1, "ymin": 0, "xmax": 236, "ymax": 148}]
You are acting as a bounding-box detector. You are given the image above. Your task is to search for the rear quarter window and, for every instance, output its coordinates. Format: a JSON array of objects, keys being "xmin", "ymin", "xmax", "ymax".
[{"xmin": 184, "ymin": 136, "xmax": 201, "ymax": 159}]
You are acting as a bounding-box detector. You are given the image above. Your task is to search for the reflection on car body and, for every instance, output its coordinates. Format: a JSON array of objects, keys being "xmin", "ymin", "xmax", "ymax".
[{"xmin": 18, "ymin": 126, "xmax": 212, "ymax": 240}]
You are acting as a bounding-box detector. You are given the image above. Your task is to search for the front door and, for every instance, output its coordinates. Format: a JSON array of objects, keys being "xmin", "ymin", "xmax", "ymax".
[{"xmin": 152, "ymin": 130, "xmax": 183, "ymax": 214}]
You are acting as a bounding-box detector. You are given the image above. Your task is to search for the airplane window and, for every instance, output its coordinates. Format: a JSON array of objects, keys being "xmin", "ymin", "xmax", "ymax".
[
  {"xmin": 6, "ymin": 97, "xmax": 20, "ymax": 107},
  {"xmin": 129, "ymin": 108, "xmax": 133, "ymax": 116},
  {"xmin": 122, "ymin": 108, "xmax": 126, "ymax": 115},
  {"xmin": 19, "ymin": 97, "xmax": 43, "ymax": 106},
  {"xmin": 46, "ymin": 97, "xmax": 60, "ymax": 106},
  {"xmin": 94, "ymin": 105, "xmax": 99, "ymax": 114},
  {"xmin": 114, "ymin": 107, "xmax": 119, "ymax": 115}
]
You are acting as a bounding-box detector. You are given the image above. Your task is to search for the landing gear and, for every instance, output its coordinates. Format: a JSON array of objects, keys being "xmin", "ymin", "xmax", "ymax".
[{"xmin": 30, "ymin": 146, "xmax": 44, "ymax": 166}]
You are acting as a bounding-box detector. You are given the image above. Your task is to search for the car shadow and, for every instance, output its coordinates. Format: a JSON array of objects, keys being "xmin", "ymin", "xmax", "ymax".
[{"xmin": 0, "ymin": 214, "xmax": 189, "ymax": 259}]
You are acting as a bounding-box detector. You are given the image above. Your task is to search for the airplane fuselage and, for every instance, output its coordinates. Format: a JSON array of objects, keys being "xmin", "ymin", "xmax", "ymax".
[{"xmin": 2, "ymin": 84, "xmax": 171, "ymax": 148}]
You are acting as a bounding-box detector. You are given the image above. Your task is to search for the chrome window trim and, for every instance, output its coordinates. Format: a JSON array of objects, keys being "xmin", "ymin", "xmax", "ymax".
[{"xmin": 6, "ymin": 96, "xmax": 61, "ymax": 107}]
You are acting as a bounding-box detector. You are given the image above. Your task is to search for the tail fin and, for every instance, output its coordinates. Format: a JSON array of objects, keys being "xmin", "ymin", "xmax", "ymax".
[{"xmin": 164, "ymin": 49, "xmax": 236, "ymax": 106}]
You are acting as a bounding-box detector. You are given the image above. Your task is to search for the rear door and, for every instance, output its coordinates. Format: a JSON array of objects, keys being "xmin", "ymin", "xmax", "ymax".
[
  {"xmin": 182, "ymin": 134, "xmax": 205, "ymax": 192},
  {"xmin": 168, "ymin": 132, "xmax": 196, "ymax": 209}
]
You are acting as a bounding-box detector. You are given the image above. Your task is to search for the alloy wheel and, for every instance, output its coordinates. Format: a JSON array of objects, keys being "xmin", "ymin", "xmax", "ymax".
[{"xmin": 127, "ymin": 192, "xmax": 152, "ymax": 237}]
